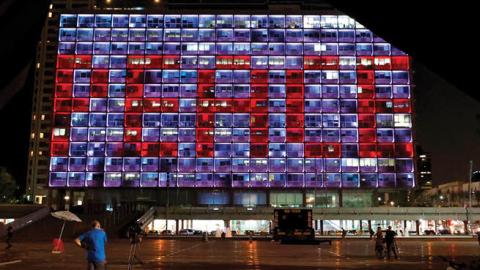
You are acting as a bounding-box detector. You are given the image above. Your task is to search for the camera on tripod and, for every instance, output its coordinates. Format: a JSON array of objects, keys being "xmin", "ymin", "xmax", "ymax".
[{"xmin": 127, "ymin": 222, "xmax": 144, "ymax": 244}]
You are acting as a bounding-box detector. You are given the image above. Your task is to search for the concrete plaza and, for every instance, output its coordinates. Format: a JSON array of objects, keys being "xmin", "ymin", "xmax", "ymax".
[{"xmin": 1, "ymin": 238, "xmax": 479, "ymax": 269}]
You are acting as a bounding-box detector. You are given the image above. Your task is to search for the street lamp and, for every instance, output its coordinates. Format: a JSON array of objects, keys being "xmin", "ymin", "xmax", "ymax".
[{"xmin": 390, "ymin": 201, "xmax": 395, "ymax": 206}]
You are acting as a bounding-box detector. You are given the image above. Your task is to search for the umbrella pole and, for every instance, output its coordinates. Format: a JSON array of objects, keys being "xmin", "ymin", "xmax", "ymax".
[{"xmin": 59, "ymin": 220, "xmax": 66, "ymax": 241}]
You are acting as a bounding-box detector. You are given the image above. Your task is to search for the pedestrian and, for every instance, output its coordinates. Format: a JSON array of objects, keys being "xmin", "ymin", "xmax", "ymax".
[
  {"xmin": 75, "ymin": 220, "xmax": 108, "ymax": 270},
  {"xmin": 341, "ymin": 228, "xmax": 347, "ymax": 239},
  {"xmin": 385, "ymin": 226, "xmax": 398, "ymax": 259},
  {"xmin": 374, "ymin": 226, "xmax": 384, "ymax": 259},
  {"xmin": 5, "ymin": 226, "xmax": 13, "ymax": 250},
  {"xmin": 476, "ymin": 231, "xmax": 480, "ymax": 246},
  {"xmin": 369, "ymin": 228, "xmax": 375, "ymax": 239}
]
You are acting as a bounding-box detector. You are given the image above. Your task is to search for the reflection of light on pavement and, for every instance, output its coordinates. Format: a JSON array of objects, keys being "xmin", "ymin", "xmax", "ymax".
[
  {"xmin": 426, "ymin": 241, "xmax": 432, "ymax": 269},
  {"xmin": 154, "ymin": 239, "xmax": 166, "ymax": 261},
  {"xmin": 247, "ymin": 241, "xmax": 260, "ymax": 270}
]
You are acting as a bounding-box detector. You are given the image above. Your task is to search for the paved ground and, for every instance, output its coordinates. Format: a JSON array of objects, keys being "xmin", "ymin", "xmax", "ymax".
[{"xmin": 1, "ymin": 238, "xmax": 479, "ymax": 269}]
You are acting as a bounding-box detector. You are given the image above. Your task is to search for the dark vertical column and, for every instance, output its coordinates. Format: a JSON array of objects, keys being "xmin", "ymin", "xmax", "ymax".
[
  {"xmin": 320, "ymin": 220, "xmax": 324, "ymax": 236},
  {"xmin": 338, "ymin": 189, "xmax": 343, "ymax": 207},
  {"xmin": 359, "ymin": 220, "xmax": 363, "ymax": 232},
  {"xmin": 415, "ymin": 220, "xmax": 420, "ymax": 235},
  {"xmin": 463, "ymin": 220, "xmax": 469, "ymax": 235},
  {"xmin": 175, "ymin": 219, "xmax": 179, "ymax": 235},
  {"xmin": 368, "ymin": 220, "xmax": 372, "ymax": 232}
]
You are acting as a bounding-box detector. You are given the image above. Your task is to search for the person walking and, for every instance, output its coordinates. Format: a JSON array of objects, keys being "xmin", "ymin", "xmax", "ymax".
[
  {"xmin": 369, "ymin": 227, "xmax": 375, "ymax": 239},
  {"xmin": 374, "ymin": 226, "xmax": 384, "ymax": 259},
  {"xmin": 5, "ymin": 226, "xmax": 13, "ymax": 250},
  {"xmin": 75, "ymin": 220, "xmax": 108, "ymax": 270},
  {"xmin": 385, "ymin": 226, "xmax": 398, "ymax": 259}
]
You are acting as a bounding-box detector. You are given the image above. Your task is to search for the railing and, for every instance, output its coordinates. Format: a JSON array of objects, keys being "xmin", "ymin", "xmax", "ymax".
[
  {"xmin": 0, "ymin": 206, "xmax": 50, "ymax": 237},
  {"xmin": 136, "ymin": 207, "xmax": 156, "ymax": 230}
]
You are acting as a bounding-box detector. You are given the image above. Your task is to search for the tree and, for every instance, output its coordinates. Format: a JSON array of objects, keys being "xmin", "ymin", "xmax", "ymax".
[{"xmin": 0, "ymin": 167, "xmax": 17, "ymax": 203}]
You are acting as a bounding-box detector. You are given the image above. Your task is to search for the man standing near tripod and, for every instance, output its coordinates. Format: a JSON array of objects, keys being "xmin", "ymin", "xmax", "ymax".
[
  {"xmin": 127, "ymin": 222, "xmax": 144, "ymax": 270},
  {"xmin": 75, "ymin": 220, "xmax": 108, "ymax": 270}
]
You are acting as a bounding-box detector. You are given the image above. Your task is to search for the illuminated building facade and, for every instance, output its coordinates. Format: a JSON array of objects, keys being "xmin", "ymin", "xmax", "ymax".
[{"xmin": 29, "ymin": 1, "xmax": 415, "ymax": 208}]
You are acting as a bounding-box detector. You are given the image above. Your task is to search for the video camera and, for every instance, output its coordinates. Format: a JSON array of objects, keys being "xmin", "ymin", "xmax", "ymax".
[{"xmin": 127, "ymin": 222, "xmax": 144, "ymax": 244}]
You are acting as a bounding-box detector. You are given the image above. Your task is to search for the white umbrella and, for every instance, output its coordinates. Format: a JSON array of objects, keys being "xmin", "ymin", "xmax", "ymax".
[
  {"xmin": 51, "ymin": 211, "xmax": 82, "ymax": 222},
  {"xmin": 51, "ymin": 211, "xmax": 82, "ymax": 244}
]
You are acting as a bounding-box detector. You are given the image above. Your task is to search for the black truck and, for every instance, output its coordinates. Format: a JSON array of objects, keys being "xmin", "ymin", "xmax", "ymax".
[{"xmin": 273, "ymin": 209, "xmax": 331, "ymax": 245}]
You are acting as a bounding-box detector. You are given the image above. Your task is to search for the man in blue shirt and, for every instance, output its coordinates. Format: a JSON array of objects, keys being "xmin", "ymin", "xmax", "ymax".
[{"xmin": 75, "ymin": 220, "xmax": 107, "ymax": 270}]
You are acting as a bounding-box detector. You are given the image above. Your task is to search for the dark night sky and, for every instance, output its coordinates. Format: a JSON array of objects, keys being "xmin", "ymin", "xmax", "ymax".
[{"xmin": 0, "ymin": 0, "xmax": 478, "ymax": 191}]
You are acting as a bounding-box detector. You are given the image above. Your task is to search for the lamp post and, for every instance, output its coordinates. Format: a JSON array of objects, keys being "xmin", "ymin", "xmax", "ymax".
[{"xmin": 468, "ymin": 160, "xmax": 473, "ymax": 208}]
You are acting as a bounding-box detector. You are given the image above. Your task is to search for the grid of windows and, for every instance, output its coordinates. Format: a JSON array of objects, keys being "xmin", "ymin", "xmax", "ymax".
[{"xmin": 50, "ymin": 14, "xmax": 414, "ymax": 188}]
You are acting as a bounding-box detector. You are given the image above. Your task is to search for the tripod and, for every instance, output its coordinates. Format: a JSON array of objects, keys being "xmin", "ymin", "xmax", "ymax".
[{"xmin": 127, "ymin": 240, "xmax": 143, "ymax": 270}]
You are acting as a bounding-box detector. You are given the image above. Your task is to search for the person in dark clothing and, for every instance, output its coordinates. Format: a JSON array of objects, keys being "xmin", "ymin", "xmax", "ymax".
[
  {"xmin": 5, "ymin": 226, "xmax": 13, "ymax": 250},
  {"xmin": 385, "ymin": 226, "xmax": 398, "ymax": 259},
  {"xmin": 341, "ymin": 228, "xmax": 347, "ymax": 239},
  {"xmin": 369, "ymin": 228, "xmax": 375, "ymax": 239}
]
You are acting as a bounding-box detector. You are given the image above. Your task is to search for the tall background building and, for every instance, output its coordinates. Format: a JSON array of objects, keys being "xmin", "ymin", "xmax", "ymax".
[{"xmin": 27, "ymin": 0, "xmax": 415, "ymax": 211}]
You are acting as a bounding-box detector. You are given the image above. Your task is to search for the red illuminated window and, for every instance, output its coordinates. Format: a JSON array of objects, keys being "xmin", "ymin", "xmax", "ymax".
[
  {"xmin": 143, "ymin": 98, "xmax": 162, "ymax": 112},
  {"xmin": 232, "ymin": 99, "xmax": 250, "ymax": 113},
  {"xmin": 357, "ymin": 100, "xmax": 375, "ymax": 113},
  {"xmin": 393, "ymin": 99, "xmax": 411, "ymax": 113},
  {"xmin": 359, "ymin": 128, "xmax": 376, "ymax": 142},
  {"xmin": 286, "ymin": 114, "xmax": 304, "ymax": 127},
  {"xmin": 74, "ymin": 55, "xmax": 92, "ymax": 68},
  {"xmin": 250, "ymin": 84, "xmax": 268, "ymax": 98},
  {"xmin": 377, "ymin": 143, "xmax": 395, "ymax": 158},
  {"xmin": 286, "ymin": 70, "xmax": 303, "ymax": 84},
  {"xmin": 250, "ymin": 143, "xmax": 268, "ymax": 157},
  {"xmin": 124, "ymin": 128, "xmax": 142, "ymax": 141},
  {"xmin": 358, "ymin": 114, "xmax": 375, "ymax": 128},
  {"xmin": 125, "ymin": 99, "xmax": 143, "ymax": 112},
  {"xmin": 357, "ymin": 70, "xmax": 374, "ymax": 84},
  {"xmin": 57, "ymin": 55, "xmax": 75, "ymax": 69},
  {"xmin": 127, "ymin": 55, "xmax": 145, "ymax": 68},
  {"xmin": 51, "ymin": 142, "xmax": 69, "ymax": 156},
  {"xmin": 250, "ymin": 128, "xmax": 268, "ymax": 143},
  {"xmin": 286, "ymin": 84, "xmax": 304, "ymax": 98},
  {"xmin": 198, "ymin": 71, "xmax": 215, "ymax": 84},
  {"xmin": 250, "ymin": 99, "xmax": 268, "ymax": 113},
  {"xmin": 161, "ymin": 99, "xmax": 179, "ymax": 112},
  {"xmin": 124, "ymin": 113, "xmax": 142, "ymax": 127},
  {"xmin": 55, "ymin": 84, "xmax": 72, "ymax": 97},
  {"xmin": 395, "ymin": 143, "xmax": 413, "ymax": 157},
  {"xmin": 286, "ymin": 128, "xmax": 304, "ymax": 143},
  {"xmin": 233, "ymin": 56, "xmax": 250, "ymax": 69},
  {"xmin": 197, "ymin": 113, "xmax": 214, "ymax": 128},
  {"xmin": 142, "ymin": 142, "xmax": 160, "ymax": 156},
  {"xmin": 144, "ymin": 55, "xmax": 162, "ymax": 68},
  {"xmin": 196, "ymin": 128, "xmax": 214, "ymax": 142},
  {"xmin": 322, "ymin": 143, "xmax": 340, "ymax": 158},
  {"xmin": 56, "ymin": 70, "xmax": 74, "ymax": 83},
  {"xmin": 91, "ymin": 84, "xmax": 108, "ymax": 97},
  {"xmin": 216, "ymin": 56, "xmax": 233, "ymax": 69},
  {"xmin": 391, "ymin": 56, "xmax": 409, "ymax": 70},
  {"xmin": 91, "ymin": 70, "xmax": 109, "ymax": 83},
  {"xmin": 359, "ymin": 143, "xmax": 377, "ymax": 157},
  {"xmin": 321, "ymin": 56, "xmax": 339, "ymax": 70},
  {"xmin": 250, "ymin": 114, "xmax": 268, "ymax": 128},
  {"xmin": 196, "ymin": 143, "xmax": 214, "ymax": 157},
  {"xmin": 357, "ymin": 56, "xmax": 373, "ymax": 70},
  {"xmin": 72, "ymin": 98, "xmax": 89, "ymax": 112},
  {"xmin": 305, "ymin": 143, "xmax": 322, "ymax": 157},
  {"xmin": 304, "ymin": 56, "xmax": 321, "ymax": 70}
]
